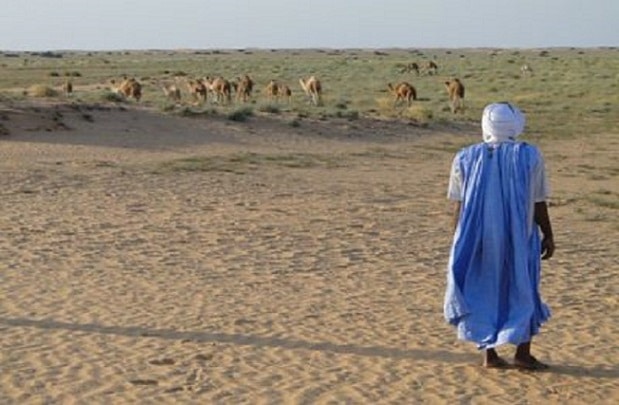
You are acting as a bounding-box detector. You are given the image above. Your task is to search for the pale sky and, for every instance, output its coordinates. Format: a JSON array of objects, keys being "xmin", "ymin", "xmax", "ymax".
[{"xmin": 1, "ymin": 0, "xmax": 617, "ymax": 51}]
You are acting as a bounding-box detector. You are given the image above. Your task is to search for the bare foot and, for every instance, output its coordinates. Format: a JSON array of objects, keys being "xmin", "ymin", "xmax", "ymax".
[
  {"xmin": 482, "ymin": 355, "xmax": 511, "ymax": 369},
  {"xmin": 482, "ymin": 349, "xmax": 511, "ymax": 369},
  {"xmin": 513, "ymin": 355, "xmax": 549, "ymax": 371}
]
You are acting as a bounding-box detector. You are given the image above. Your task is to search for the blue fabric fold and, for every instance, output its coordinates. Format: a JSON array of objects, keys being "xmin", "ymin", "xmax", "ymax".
[{"xmin": 444, "ymin": 142, "xmax": 550, "ymax": 349}]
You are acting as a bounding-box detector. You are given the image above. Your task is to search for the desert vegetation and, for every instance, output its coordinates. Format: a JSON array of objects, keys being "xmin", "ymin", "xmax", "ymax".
[{"xmin": 0, "ymin": 47, "xmax": 617, "ymax": 136}]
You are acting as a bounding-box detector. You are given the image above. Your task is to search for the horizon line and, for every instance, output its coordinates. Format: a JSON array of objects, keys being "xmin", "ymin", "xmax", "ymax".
[{"xmin": 2, "ymin": 45, "xmax": 618, "ymax": 53}]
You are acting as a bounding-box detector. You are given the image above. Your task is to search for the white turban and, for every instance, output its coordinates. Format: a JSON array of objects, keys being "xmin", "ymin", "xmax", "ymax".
[{"xmin": 482, "ymin": 102, "xmax": 526, "ymax": 143}]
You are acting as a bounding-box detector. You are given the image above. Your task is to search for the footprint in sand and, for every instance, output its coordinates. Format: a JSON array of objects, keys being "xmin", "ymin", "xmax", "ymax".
[
  {"xmin": 164, "ymin": 386, "xmax": 185, "ymax": 393},
  {"xmin": 129, "ymin": 379, "xmax": 159, "ymax": 386},
  {"xmin": 194, "ymin": 353, "xmax": 214, "ymax": 362},
  {"xmin": 148, "ymin": 358, "xmax": 176, "ymax": 366}
]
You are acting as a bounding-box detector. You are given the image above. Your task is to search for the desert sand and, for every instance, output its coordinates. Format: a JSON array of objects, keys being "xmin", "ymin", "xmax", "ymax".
[{"xmin": 0, "ymin": 100, "xmax": 617, "ymax": 404}]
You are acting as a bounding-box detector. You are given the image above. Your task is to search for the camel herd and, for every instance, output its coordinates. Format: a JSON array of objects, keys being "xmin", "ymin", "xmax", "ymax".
[
  {"xmin": 116, "ymin": 74, "xmax": 324, "ymax": 108},
  {"xmin": 399, "ymin": 60, "xmax": 439, "ymax": 76},
  {"xmin": 103, "ymin": 59, "xmax": 475, "ymax": 115}
]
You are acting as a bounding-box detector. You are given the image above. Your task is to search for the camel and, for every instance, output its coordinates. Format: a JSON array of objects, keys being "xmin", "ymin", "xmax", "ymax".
[
  {"xmin": 203, "ymin": 76, "xmax": 232, "ymax": 105},
  {"xmin": 236, "ymin": 74, "xmax": 254, "ymax": 102},
  {"xmin": 264, "ymin": 80, "xmax": 292, "ymax": 104},
  {"xmin": 387, "ymin": 82, "xmax": 417, "ymax": 107},
  {"xmin": 265, "ymin": 80, "xmax": 292, "ymax": 104},
  {"xmin": 424, "ymin": 61, "xmax": 438, "ymax": 75},
  {"xmin": 299, "ymin": 76, "xmax": 322, "ymax": 106},
  {"xmin": 185, "ymin": 79, "xmax": 208, "ymax": 105},
  {"xmin": 520, "ymin": 63, "xmax": 534, "ymax": 77},
  {"xmin": 444, "ymin": 78, "xmax": 465, "ymax": 113},
  {"xmin": 265, "ymin": 79, "xmax": 281, "ymax": 101},
  {"xmin": 278, "ymin": 84, "xmax": 292, "ymax": 104},
  {"xmin": 62, "ymin": 78, "xmax": 73, "ymax": 96},
  {"xmin": 400, "ymin": 62, "xmax": 420, "ymax": 75},
  {"xmin": 161, "ymin": 82, "xmax": 182, "ymax": 103},
  {"xmin": 111, "ymin": 77, "xmax": 142, "ymax": 102}
]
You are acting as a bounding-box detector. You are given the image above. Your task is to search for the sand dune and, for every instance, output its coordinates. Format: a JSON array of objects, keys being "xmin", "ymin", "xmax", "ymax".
[{"xmin": 1, "ymin": 101, "xmax": 617, "ymax": 403}]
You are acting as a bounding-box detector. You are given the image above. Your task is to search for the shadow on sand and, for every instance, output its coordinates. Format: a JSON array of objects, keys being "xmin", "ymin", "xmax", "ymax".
[
  {"xmin": 1, "ymin": 316, "xmax": 617, "ymax": 378},
  {"xmin": 0, "ymin": 316, "xmax": 471, "ymax": 363}
]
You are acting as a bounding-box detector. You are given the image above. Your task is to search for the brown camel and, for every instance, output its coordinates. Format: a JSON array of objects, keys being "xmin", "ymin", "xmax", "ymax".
[
  {"xmin": 265, "ymin": 80, "xmax": 292, "ymax": 104},
  {"xmin": 400, "ymin": 62, "xmax": 420, "ymax": 75},
  {"xmin": 444, "ymin": 78, "xmax": 465, "ymax": 113},
  {"xmin": 62, "ymin": 78, "xmax": 73, "ymax": 96},
  {"xmin": 299, "ymin": 76, "xmax": 322, "ymax": 106},
  {"xmin": 265, "ymin": 79, "xmax": 280, "ymax": 101},
  {"xmin": 278, "ymin": 84, "xmax": 292, "ymax": 104},
  {"xmin": 387, "ymin": 82, "xmax": 417, "ymax": 107},
  {"xmin": 161, "ymin": 82, "xmax": 182, "ymax": 103},
  {"xmin": 185, "ymin": 79, "xmax": 208, "ymax": 105},
  {"xmin": 204, "ymin": 76, "xmax": 232, "ymax": 105},
  {"xmin": 424, "ymin": 61, "xmax": 438, "ymax": 75},
  {"xmin": 112, "ymin": 77, "xmax": 142, "ymax": 102},
  {"xmin": 236, "ymin": 74, "xmax": 254, "ymax": 102}
]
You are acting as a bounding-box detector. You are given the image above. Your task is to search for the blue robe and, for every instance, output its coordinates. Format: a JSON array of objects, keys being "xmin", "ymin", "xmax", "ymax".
[{"xmin": 444, "ymin": 141, "xmax": 550, "ymax": 349}]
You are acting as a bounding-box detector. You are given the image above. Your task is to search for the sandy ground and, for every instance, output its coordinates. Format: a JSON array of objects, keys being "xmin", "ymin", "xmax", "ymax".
[{"xmin": 0, "ymin": 100, "xmax": 617, "ymax": 404}]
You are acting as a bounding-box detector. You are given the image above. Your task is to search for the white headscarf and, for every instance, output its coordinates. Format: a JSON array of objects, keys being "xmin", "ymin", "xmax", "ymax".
[{"xmin": 482, "ymin": 102, "xmax": 526, "ymax": 143}]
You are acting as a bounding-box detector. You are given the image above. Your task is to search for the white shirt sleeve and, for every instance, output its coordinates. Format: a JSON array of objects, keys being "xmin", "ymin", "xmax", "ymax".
[
  {"xmin": 532, "ymin": 152, "xmax": 550, "ymax": 202},
  {"xmin": 447, "ymin": 155, "xmax": 462, "ymax": 201}
]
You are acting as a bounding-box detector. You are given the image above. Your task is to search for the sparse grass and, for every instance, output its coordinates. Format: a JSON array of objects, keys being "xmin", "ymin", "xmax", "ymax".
[
  {"xmin": 586, "ymin": 195, "xmax": 619, "ymax": 210},
  {"xmin": 227, "ymin": 106, "xmax": 254, "ymax": 121},
  {"xmin": 335, "ymin": 109, "xmax": 360, "ymax": 120},
  {"xmin": 100, "ymin": 91, "xmax": 125, "ymax": 103},
  {"xmin": 583, "ymin": 213, "xmax": 608, "ymax": 222},
  {"xmin": 257, "ymin": 103, "xmax": 281, "ymax": 114},
  {"xmin": 402, "ymin": 105, "xmax": 433, "ymax": 123},
  {"xmin": 174, "ymin": 106, "xmax": 218, "ymax": 118},
  {"xmin": 156, "ymin": 152, "xmax": 343, "ymax": 174}
]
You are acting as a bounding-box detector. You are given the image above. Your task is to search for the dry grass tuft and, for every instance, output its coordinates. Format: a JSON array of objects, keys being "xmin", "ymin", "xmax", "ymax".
[{"xmin": 402, "ymin": 105, "xmax": 433, "ymax": 123}]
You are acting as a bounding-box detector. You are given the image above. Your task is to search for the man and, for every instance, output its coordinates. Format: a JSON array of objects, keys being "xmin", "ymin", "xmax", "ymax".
[{"xmin": 444, "ymin": 102, "xmax": 555, "ymax": 370}]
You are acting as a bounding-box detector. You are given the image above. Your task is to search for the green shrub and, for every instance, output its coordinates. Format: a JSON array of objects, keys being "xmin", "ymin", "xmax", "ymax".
[
  {"xmin": 101, "ymin": 91, "xmax": 125, "ymax": 102},
  {"xmin": 258, "ymin": 104, "xmax": 280, "ymax": 114},
  {"xmin": 227, "ymin": 106, "xmax": 254, "ymax": 122}
]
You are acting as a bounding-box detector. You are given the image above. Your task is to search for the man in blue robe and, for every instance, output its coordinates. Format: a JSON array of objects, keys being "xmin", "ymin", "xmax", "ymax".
[{"xmin": 444, "ymin": 102, "xmax": 555, "ymax": 370}]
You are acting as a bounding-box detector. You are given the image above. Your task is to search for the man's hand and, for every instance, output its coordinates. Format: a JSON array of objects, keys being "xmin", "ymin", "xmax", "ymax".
[
  {"xmin": 541, "ymin": 237, "xmax": 555, "ymax": 260},
  {"xmin": 535, "ymin": 202, "xmax": 554, "ymax": 260}
]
